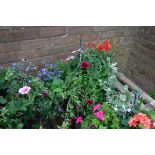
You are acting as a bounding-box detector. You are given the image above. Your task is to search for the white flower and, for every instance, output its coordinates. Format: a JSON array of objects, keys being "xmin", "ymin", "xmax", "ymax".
[
  {"xmin": 122, "ymin": 104, "xmax": 126, "ymax": 111},
  {"xmin": 127, "ymin": 108, "xmax": 131, "ymax": 112},
  {"xmin": 114, "ymin": 107, "xmax": 118, "ymax": 111},
  {"xmin": 111, "ymin": 62, "xmax": 117, "ymax": 68},
  {"xmin": 107, "ymin": 88, "xmax": 111, "ymax": 92},
  {"xmin": 65, "ymin": 56, "xmax": 75, "ymax": 61},
  {"xmin": 18, "ymin": 86, "xmax": 31, "ymax": 95}
]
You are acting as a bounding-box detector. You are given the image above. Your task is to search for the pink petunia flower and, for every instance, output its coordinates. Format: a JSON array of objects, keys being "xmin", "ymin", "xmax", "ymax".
[
  {"xmin": 93, "ymin": 104, "xmax": 101, "ymax": 111},
  {"xmin": 76, "ymin": 116, "xmax": 83, "ymax": 124},
  {"xmin": 94, "ymin": 110, "xmax": 105, "ymax": 121},
  {"xmin": 18, "ymin": 86, "xmax": 31, "ymax": 95}
]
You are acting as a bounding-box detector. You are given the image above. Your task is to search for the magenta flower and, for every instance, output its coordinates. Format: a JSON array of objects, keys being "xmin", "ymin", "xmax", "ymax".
[
  {"xmin": 93, "ymin": 104, "xmax": 101, "ymax": 111},
  {"xmin": 43, "ymin": 90, "xmax": 48, "ymax": 98},
  {"xmin": 18, "ymin": 86, "xmax": 31, "ymax": 95},
  {"xmin": 94, "ymin": 110, "xmax": 105, "ymax": 121},
  {"xmin": 76, "ymin": 116, "xmax": 83, "ymax": 124}
]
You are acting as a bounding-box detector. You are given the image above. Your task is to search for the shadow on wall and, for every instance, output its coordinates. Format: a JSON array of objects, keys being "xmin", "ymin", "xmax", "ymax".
[{"xmin": 125, "ymin": 26, "xmax": 155, "ymax": 92}]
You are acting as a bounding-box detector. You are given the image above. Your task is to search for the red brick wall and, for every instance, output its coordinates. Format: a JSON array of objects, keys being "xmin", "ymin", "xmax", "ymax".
[
  {"xmin": 0, "ymin": 26, "xmax": 138, "ymax": 72},
  {"xmin": 125, "ymin": 26, "xmax": 155, "ymax": 92}
]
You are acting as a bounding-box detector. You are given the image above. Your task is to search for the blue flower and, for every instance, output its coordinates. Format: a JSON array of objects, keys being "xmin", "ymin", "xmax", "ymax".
[
  {"xmin": 50, "ymin": 64, "xmax": 53, "ymax": 68},
  {"xmin": 49, "ymin": 71, "xmax": 55, "ymax": 75},
  {"xmin": 47, "ymin": 73, "xmax": 51, "ymax": 78},
  {"xmin": 41, "ymin": 68, "xmax": 47, "ymax": 74},
  {"xmin": 25, "ymin": 67, "xmax": 30, "ymax": 72},
  {"xmin": 41, "ymin": 68, "xmax": 46, "ymax": 72},
  {"xmin": 43, "ymin": 76, "xmax": 50, "ymax": 81},
  {"xmin": 38, "ymin": 73, "xmax": 43, "ymax": 78}
]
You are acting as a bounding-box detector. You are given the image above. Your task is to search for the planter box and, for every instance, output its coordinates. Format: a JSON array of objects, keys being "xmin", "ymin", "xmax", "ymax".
[{"xmin": 51, "ymin": 72, "xmax": 155, "ymax": 129}]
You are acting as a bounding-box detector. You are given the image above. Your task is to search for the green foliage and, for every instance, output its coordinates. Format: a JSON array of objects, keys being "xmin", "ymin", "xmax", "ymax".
[
  {"xmin": 142, "ymin": 110, "xmax": 155, "ymax": 121},
  {"xmin": 149, "ymin": 92, "xmax": 155, "ymax": 99},
  {"xmin": 0, "ymin": 41, "xmax": 149, "ymax": 129}
]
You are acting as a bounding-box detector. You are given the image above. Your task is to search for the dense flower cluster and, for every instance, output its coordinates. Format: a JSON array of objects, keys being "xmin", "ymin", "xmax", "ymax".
[
  {"xmin": 128, "ymin": 113, "xmax": 151, "ymax": 129},
  {"xmin": 93, "ymin": 104, "xmax": 104, "ymax": 121},
  {"xmin": 38, "ymin": 63, "xmax": 63, "ymax": 81},
  {"xmin": 98, "ymin": 40, "xmax": 111, "ymax": 52}
]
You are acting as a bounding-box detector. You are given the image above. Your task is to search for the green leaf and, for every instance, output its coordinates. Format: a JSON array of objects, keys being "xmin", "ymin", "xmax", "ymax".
[
  {"xmin": 54, "ymin": 88, "xmax": 63, "ymax": 93},
  {"xmin": 119, "ymin": 94, "xmax": 126, "ymax": 101},
  {"xmin": 68, "ymin": 103, "xmax": 74, "ymax": 109},
  {"xmin": 8, "ymin": 101, "xmax": 17, "ymax": 114},
  {"xmin": 0, "ymin": 96, "xmax": 7, "ymax": 104},
  {"xmin": 52, "ymin": 79, "xmax": 64, "ymax": 88},
  {"xmin": 17, "ymin": 123, "xmax": 24, "ymax": 129},
  {"xmin": 99, "ymin": 125, "xmax": 104, "ymax": 129}
]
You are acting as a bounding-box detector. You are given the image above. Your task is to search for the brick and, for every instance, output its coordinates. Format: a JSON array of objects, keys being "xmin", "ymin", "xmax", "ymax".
[
  {"xmin": 0, "ymin": 52, "xmax": 19, "ymax": 64},
  {"xmin": 114, "ymin": 55, "xmax": 129, "ymax": 72},
  {"xmin": 0, "ymin": 41, "xmax": 21, "ymax": 53},
  {"xmin": 17, "ymin": 50, "xmax": 39, "ymax": 60},
  {"xmin": 129, "ymin": 71, "xmax": 155, "ymax": 92},
  {"xmin": 0, "ymin": 28, "xmax": 40, "ymax": 43},
  {"xmin": 38, "ymin": 44, "xmax": 79, "ymax": 57},
  {"xmin": 127, "ymin": 26, "xmax": 140, "ymax": 31},
  {"xmin": 135, "ymin": 42, "xmax": 155, "ymax": 61},
  {"xmin": 139, "ymin": 27, "xmax": 151, "ymax": 33},
  {"xmin": 126, "ymin": 56, "xmax": 155, "ymax": 90},
  {"xmin": 80, "ymin": 33, "xmax": 99, "ymax": 42},
  {"xmin": 150, "ymin": 27, "xmax": 155, "ymax": 34},
  {"xmin": 102, "ymin": 31, "xmax": 119, "ymax": 39},
  {"xmin": 138, "ymin": 31, "xmax": 155, "ymax": 43},
  {"xmin": 94, "ymin": 26, "xmax": 128, "ymax": 32},
  {"xmin": 68, "ymin": 26, "xmax": 94, "ymax": 35},
  {"xmin": 0, "ymin": 43, "xmax": 5, "ymax": 54},
  {"xmin": 29, "ymin": 52, "xmax": 75, "ymax": 65},
  {"xmin": 22, "ymin": 27, "xmax": 40, "ymax": 40},
  {"xmin": 53, "ymin": 35, "xmax": 79, "ymax": 46},
  {"xmin": 20, "ymin": 38, "xmax": 51, "ymax": 50},
  {"xmin": 101, "ymin": 30, "xmax": 137, "ymax": 39},
  {"xmin": 0, "ymin": 29, "xmax": 24, "ymax": 43},
  {"xmin": 114, "ymin": 42, "xmax": 134, "ymax": 49},
  {"xmin": 39, "ymin": 27, "xmax": 65, "ymax": 38},
  {"xmin": 136, "ymin": 37, "xmax": 155, "ymax": 52},
  {"xmin": 113, "ymin": 48, "xmax": 132, "ymax": 57},
  {"xmin": 118, "ymin": 36, "xmax": 136, "ymax": 44},
  {"xmin": 132, "ymin": 47, "xmax": 155, "ymax": 70}
]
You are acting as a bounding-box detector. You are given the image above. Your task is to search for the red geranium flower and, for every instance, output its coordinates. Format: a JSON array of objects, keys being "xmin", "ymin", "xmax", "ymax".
[
  {"xmin": 97, "ymin": 43, "xmax": 104, "ymax": 52},
  {"xmin": 86, "ymin": 99, "xmax": 93, "ymax": 104},
  {"xmin": 102, "ymin": 40, "xmax": 111, "ymax": 51},
  {"xmin": 80, "ymin": 61, "xmax": 90, "ymax": 69}
]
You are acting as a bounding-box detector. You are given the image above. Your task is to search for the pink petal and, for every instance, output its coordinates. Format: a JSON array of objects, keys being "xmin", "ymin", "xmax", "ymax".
[
  {"xmin": 76, "ymin": 116, "xmax": 83, "ymax": 124},
  {"xmin": 94, "ymin": 110, "xmax": 104, "ymax": 121},
  {"xmin": 93, "ymin": 104, "xmax": 101, "ymax": 111}
]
